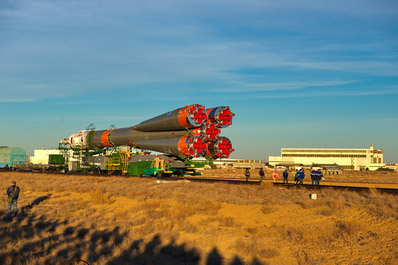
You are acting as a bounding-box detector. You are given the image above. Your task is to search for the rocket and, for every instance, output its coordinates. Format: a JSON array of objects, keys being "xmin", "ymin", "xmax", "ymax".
[{"xmin": 63, "ymin": 104, "xmax": 235, "ymax": 159}]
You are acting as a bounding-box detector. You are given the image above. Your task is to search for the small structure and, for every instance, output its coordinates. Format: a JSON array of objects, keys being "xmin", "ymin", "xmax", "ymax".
[
  {"xmin": 214, "ymin": 158, "xmax": 239, "ymax": 168},
  {"xmin": 382, "ymin": 163, "xmax": 398, "ymax": 172},
  {"xmin": 273, "ymin": 163, "xmax": 304, "ymax": 170},
  {"xmin": 311, "ymin": 164, "xmax": 343, "ymax": 174},
  {"xmin": 0, "ymin": 146, "xmax": 26, "ymax": 168},
  {"xmin": 233, "ymin": 159, "xmax": 265, "ymax": 169}
]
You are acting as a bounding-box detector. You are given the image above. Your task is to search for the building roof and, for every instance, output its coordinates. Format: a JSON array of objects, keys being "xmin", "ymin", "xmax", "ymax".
[{"xmin": 0, "ymin": 147, "xmax": 25, "ymax": 155}]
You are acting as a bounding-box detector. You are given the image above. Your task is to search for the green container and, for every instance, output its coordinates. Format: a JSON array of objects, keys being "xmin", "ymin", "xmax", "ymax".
[
  {"xmin": 48, "ymin": 154, "xmax": 65, "ymax": 164},
  {"xmin": 144, "ymin": 168, "xmax": 160, "ymax": 176},
  {"xmin": 127, "ymin": 161, "xmax": 153, "ymax": 176}
]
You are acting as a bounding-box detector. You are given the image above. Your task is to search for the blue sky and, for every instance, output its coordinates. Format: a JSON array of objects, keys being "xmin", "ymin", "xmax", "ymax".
[{"xmin": 1, "ymin": 0, "xmax": 397, "ymax": 162}]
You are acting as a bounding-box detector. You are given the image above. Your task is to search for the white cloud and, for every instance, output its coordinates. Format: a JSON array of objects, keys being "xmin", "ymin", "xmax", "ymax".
[
  {"xmin": 214, "ymin": 80, "xmax": 357, "ymax": 93},
  {"xmin": 0, "ymin": 0, "xmax": 397, "ymax": 102}
]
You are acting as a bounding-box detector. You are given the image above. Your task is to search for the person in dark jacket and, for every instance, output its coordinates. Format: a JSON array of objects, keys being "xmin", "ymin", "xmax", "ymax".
[
  {"xmin": 316, "ymin": 169, "xmax": 323, "ymax": 185},
  {"xmin": 7, "ymin": 181, "xmax": 20, "ymax": 215},
  {"xmin": 311, "ymin": 169, "xmax": 316, "ymax": 185},
  {"xmin": 244, "ymin": 168, "xmax": 250, "ymax": 182},
  {"xmin": 283, "ymin": 169, "xmax": 289, "ymax": 184},
  {"xmin": 258, "ymin": 168, "xmax": 265, "ymax": 183},
  {"xmin": 298, "ymin": 168, "xmax": 305, "ymax": 184}
]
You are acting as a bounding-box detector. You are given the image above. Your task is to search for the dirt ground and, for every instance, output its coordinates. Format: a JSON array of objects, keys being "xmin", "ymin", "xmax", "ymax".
[{"xmin": 1, "ymin": 170, "xmax": 397, "ymax": 265}]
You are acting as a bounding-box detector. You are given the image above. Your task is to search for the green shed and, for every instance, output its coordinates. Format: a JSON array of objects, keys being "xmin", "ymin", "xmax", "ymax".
[{"xmin": 0, "ymin": 146, "xmax": 26, "ymax": 168}]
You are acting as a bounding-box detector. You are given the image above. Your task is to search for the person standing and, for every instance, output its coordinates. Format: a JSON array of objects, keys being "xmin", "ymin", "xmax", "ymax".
[
  {"xmin": 272, "ymin": 169, "xmax": 278, "ymax": 183},
  {"xmin": 298, "ymin": 168, "xmax": 305, "ymax": 185},
  {"xmin": 244, "ymin": 168, "xmax": 250, "ymax": 182},
  {"xmin": 283, "ymin": 169, "xmax": 289, "ymax": 184},
  {"xmin": 258, "ymin": 168, "xmax": 265, "ymax": 183},
  {"xmin": 294, "ymin": 169, "xmax": 299, "ymax": 184},
  {"xmin": 311, "ymin": 169, "xmax": 316, "ymax": 185},
  {"xmin": 7, "ymin": 181, "xmax": 20, "ymax": 216},
  {"xmin": 316, "ymin": 169, "xmax": 323, "ymax": 185}
]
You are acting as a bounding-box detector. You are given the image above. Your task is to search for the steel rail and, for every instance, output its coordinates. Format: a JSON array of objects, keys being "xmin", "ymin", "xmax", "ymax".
[
  {"xmin": 3, "ymin": 170, "xmax": 398, "ymax": 195},
  {"xmin": 174, "ymin": 177, "xmax": 398, "ymax": 195}
]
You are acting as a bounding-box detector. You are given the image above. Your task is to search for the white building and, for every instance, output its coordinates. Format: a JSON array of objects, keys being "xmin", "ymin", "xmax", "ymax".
[
  {"xmin": 269, "ymin": 144, "xmax": 384, "ymax": 171},
  {"xmin": 30, "ymin": 149, "xmax": 63, "ymax": 164},
  {"xmin": 30, "ymin": 149, "xmax": 77, "ymax": 164}
]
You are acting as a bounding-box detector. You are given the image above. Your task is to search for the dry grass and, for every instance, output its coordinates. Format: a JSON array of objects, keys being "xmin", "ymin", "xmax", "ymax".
[
  {"xmin": 0, "ymin": 171, "xmax": 397, "ymax": 265},
  {"xmin": 201, "ymin": 168, "xmax": 398, "ymax": 184},
  {"xmin": 89, "ymin": 190, "xmax": 114, "ymax": 204},
  {"xmin": 235, "ymin": 236, "xmax": 279, "ymax": 259},
  {"xmin": 335, "ymin": 219, "xmax": 363, "ymax": 237},
  {"xmin": 219, "ymin": 216, "xmax": 236, "ymax": 227}
]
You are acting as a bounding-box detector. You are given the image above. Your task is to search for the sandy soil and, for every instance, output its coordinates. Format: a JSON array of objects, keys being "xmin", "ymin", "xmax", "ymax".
[{"xmin": 1, "ymin": 171, "xmax": 397, "ymax": 265}]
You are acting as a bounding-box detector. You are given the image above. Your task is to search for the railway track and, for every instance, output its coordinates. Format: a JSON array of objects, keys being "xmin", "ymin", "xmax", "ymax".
[
  {"xmin": 174, "ymin": 177, "xmax": 398, "ymax": 195},
  {"xmin": 3, "ymin": 170, "xmax": 398, "ymax": 195},
  {"xmin": 174, "ymin": 176, "xmax": 261, "ymax": 185}
]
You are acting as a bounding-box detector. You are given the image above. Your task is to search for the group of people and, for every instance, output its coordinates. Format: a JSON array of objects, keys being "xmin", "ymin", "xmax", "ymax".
[
  {"xmin": 310, "ymin": 169, "xmax": 323, "ymax": 185},
  {"xmin": 245, "ymin": 168, "xmax": 268, "ymax": 182},
  {"xmin": 244, "ymin": 167, "xmax": 323, "ymax": 185},
  {"xmin": 294, "ymin": 168, "xmax": 305, "ymax": 184},
  {"xmin": 293, "ymin": 168, "xmax": 323, "ymax": 185}
]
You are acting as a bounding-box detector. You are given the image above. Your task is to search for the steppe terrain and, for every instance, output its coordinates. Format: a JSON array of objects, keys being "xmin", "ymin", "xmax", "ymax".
[
  {"xmin": 202, "ymin": 168, "xmax": 398, "ymax": 186},
  {"xmin": 1, "ymin": 170, "xmax": 398, "ymax": 265}
]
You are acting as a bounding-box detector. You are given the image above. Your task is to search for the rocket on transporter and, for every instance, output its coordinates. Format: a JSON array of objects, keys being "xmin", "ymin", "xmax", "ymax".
[{"xmin": 61, "ymin": 104, "xmax": 235, "ymax": 159}]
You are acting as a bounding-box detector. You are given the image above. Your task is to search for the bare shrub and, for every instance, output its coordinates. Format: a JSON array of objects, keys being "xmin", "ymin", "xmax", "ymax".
[
  {"xmin": 295, "ymin": 200, "xmax": 311, "ymax": 209},
  {"xmin": 110, "ymin": 210, "xmax": 129, "ymax": 221},
  {"xmin": 196, "ymin": 200, "xmax": 221, "ymax": 215},
  {"xmin": 141, "ymin": 200, "xmax": 161, "ymax": 210},
  {"xmin": 260, "ymin": 182, "xmax": 274, "ymax": 189},
  {"xmin": 235, "ymin": 237, "xmax": 279, "ymax": 259},
  {"xmin": 261, "ymin": 205, "xmax": 274, "ymax": 214},
  {"xmin": 177, "ymin": 221, "xmax": 198, "ymax": 233},
  {"xmin": 219, "ymin": 216, "xmax": 236, "ymax": 227},
  {"xmin": 295, "ymin": 250, "xmax": 325, "ymax": 265},
  {"xmin": 317, "ymin": 199, "xmax": 344, "ymax": 216},
  {"xmin": 235, "ymin": 238, "xmax": 246, "ymax": 250},
  {"xmin": 134, "ymin": 221, "xmax": 156, "ymax": 236},
  {"xmin": 367, "ymin": 204, "xmax": 390, "ymax": 219},
  {"xmin": 335, "ymin": 220, "xmax": 363, "ymax": 237},
  {"xmin": 282, "ymin": 227, "xmax": 304, "ymax": 242},
  {"xmin": 164, "ymin": 202, "xmax": 196, "ymax": 223},
  {"xmin": 258, "ymin": 248, "xmax": 279, "ymax": 259},
  {"xmin": 318, "ymin": 207, "xmax": 333, "ymax": 216},
  {"xmin": 367, "ymin": 187, "xmax": 381, "ymax": 197},
  {"xmin": 80, "ymin": 207, "xmax": 97, "ymax": 218},
  {"xmin": 246, "ymin": 227, "xmax": 259, "ymax": 235},
  {"xmin": 89, "ymin": 190, "xmax": 114, "ymax": 204},
  {"xmin": 132, "ymin": 217, "xmax": 147, "ymax": 226},
  {"xmin": 363, "ymin": 193, "xmax": 398, "ymax": 219}
]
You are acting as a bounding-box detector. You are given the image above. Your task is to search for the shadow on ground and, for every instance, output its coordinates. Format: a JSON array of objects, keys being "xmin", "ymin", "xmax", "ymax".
[{"xmin": 1, "ymin": 196, "xmax": 264, "ymax": 265}]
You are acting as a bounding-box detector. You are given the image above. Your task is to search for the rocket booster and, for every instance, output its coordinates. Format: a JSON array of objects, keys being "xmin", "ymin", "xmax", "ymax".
[
  {"xmin": 64, "ymin": 104, "xmax": 234, "ymax": 158},
  {"xmin": 134, "ymin": 104, "xmax": 208, "ymax": 132}
]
